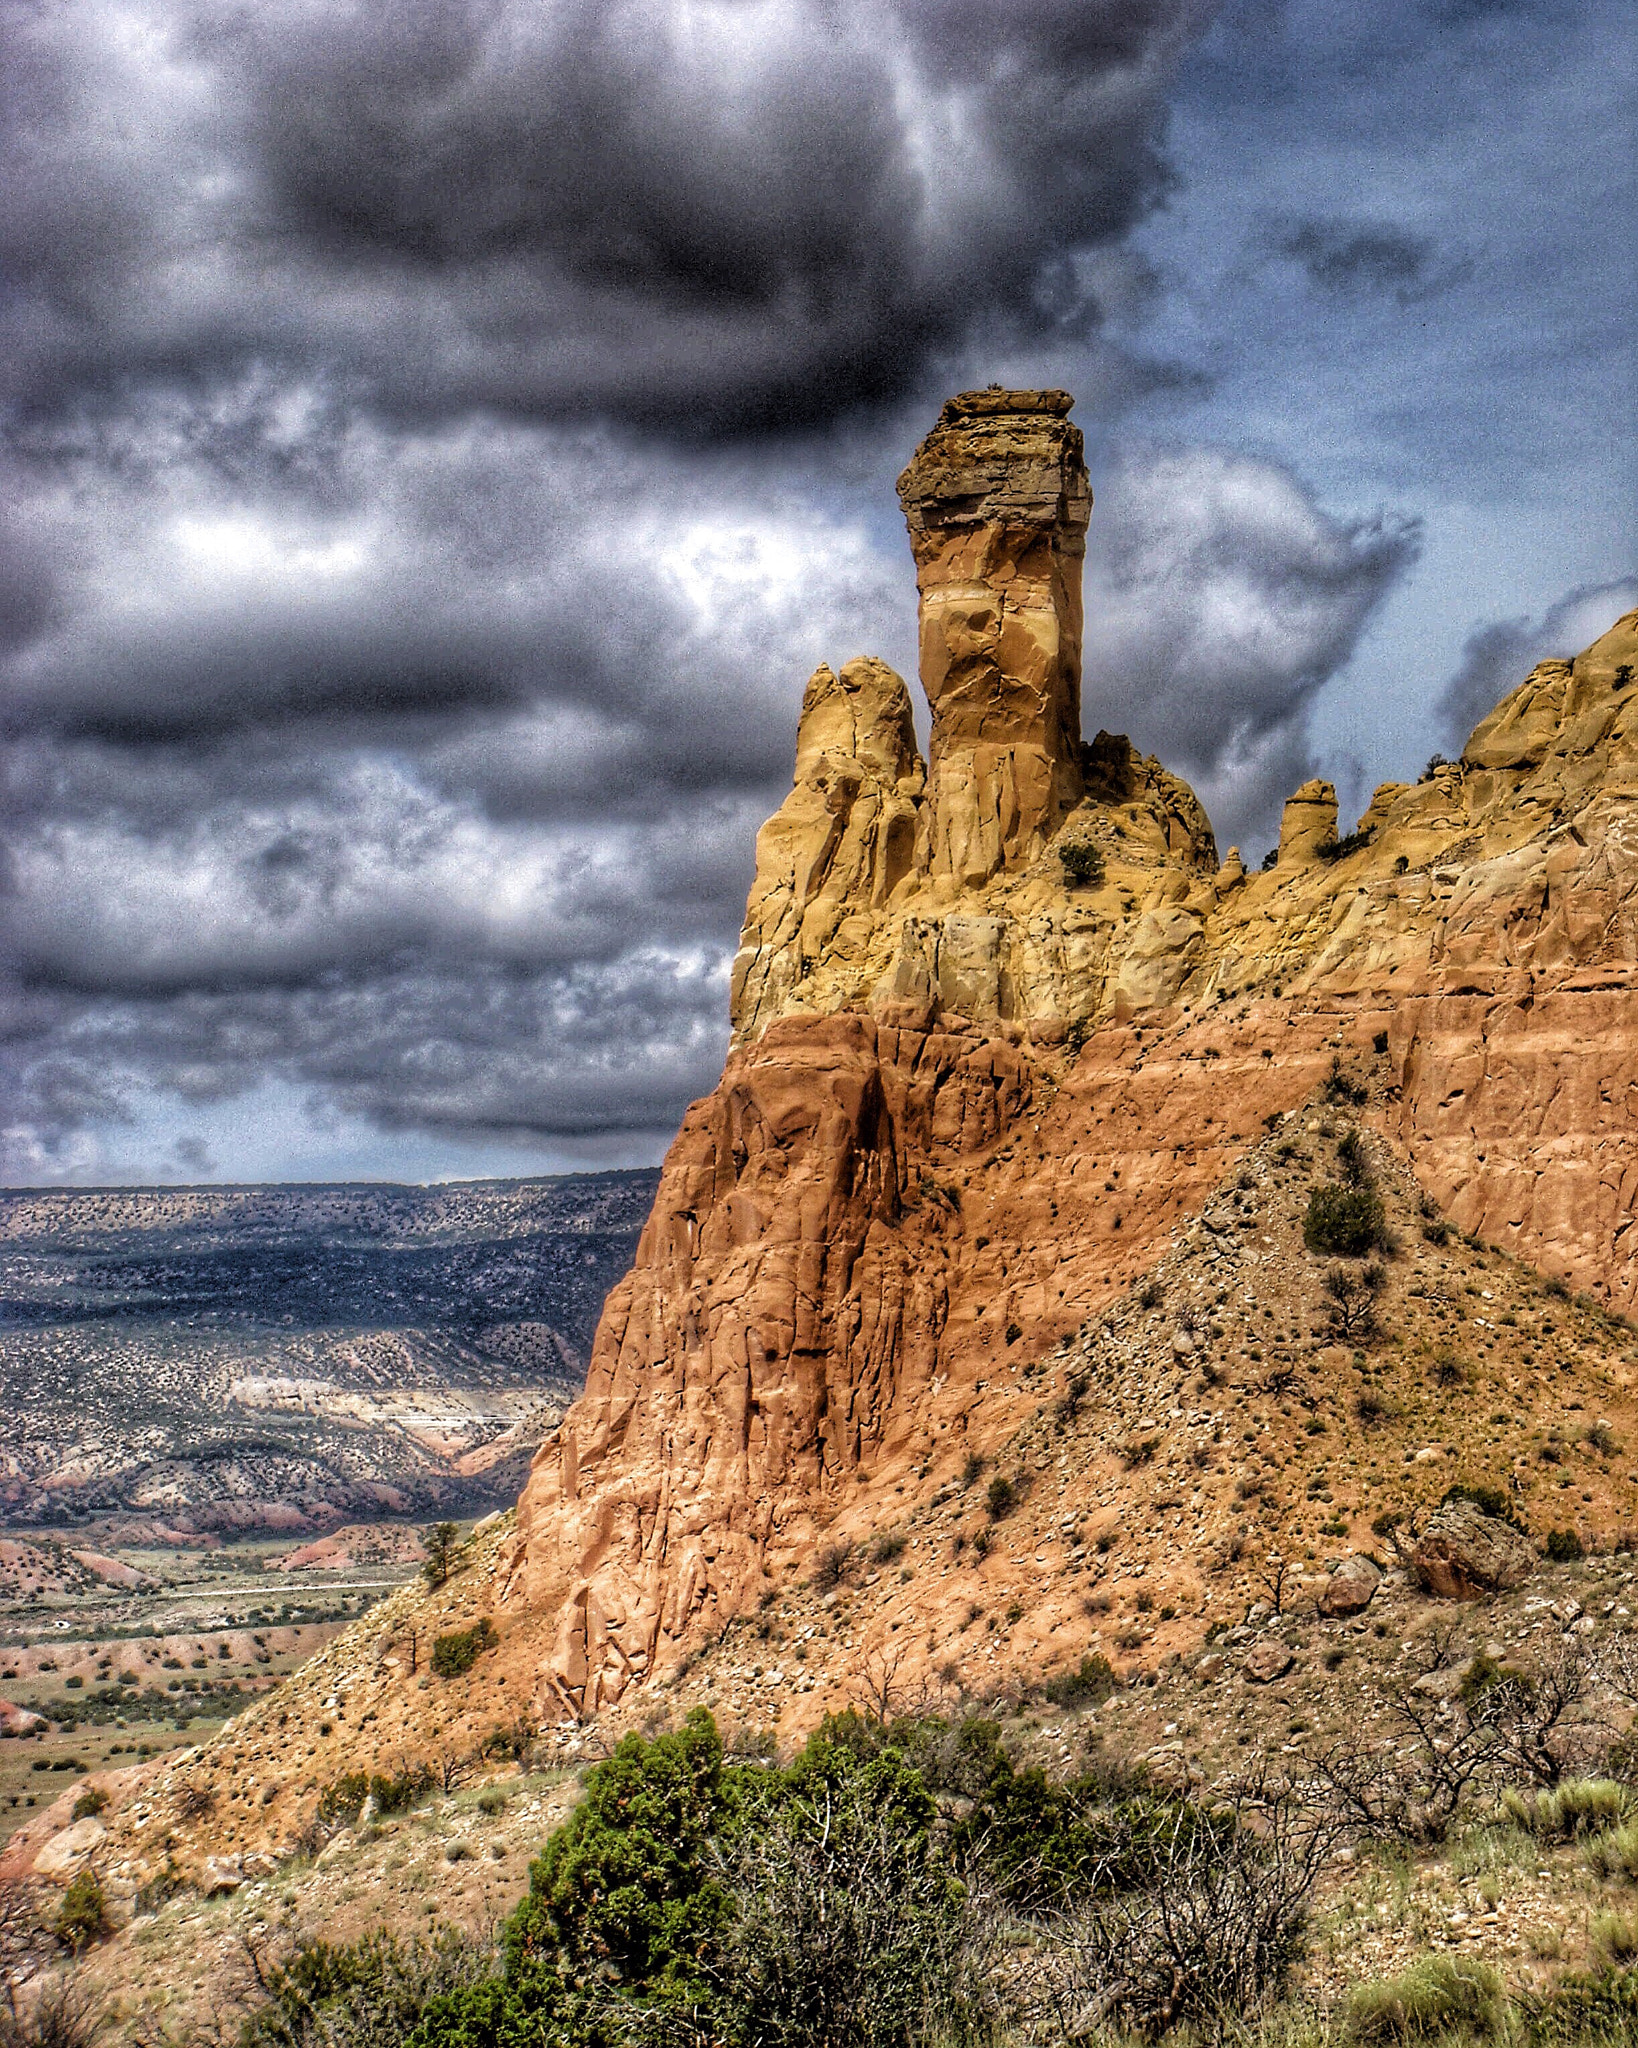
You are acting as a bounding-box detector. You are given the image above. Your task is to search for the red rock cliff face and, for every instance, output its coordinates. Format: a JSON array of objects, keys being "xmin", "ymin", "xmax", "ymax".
[
  {"xmin": 503, "ymin": 388, "xmax": 1638, "ymax": 1718},
  {"xmin": 506, "ymin": 1002, "xmax": 1349, "ymax": 1712}
]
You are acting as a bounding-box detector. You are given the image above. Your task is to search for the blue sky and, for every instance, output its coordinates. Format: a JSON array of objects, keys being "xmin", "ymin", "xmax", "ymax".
[{"xmin": 1, "ymin": 0, "xmax": 1631, "ymax": 1185}]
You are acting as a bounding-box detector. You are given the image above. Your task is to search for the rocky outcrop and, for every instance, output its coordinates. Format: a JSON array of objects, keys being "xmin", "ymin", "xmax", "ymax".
[
  {"xmin": 1276, "ymin": 780, "xmax": 1339, "ymax": 866},
  {"xmin": 1413, "ymin": 1500, "xmax": 1536, "ymax": 1600},
  {"xmin": 496, "ymin": 384, "xmax": 1638, "ymax": 1719},
  {"xmin": 730, "ymin": 658, "xmax": 925, "ymax": 1042},
  {"xmin": 897, "ymin": 388, "xmax": 1091, "ymax": 885},
  {"xmin": 505, "ymin": 999, "xmax": 1341, "ymax": 1712}
]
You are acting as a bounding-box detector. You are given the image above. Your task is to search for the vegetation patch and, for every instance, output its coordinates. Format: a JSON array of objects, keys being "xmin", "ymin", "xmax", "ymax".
[
  {"xmin": 1305, "ymin": 1183, "xmax": 1392, "ymax": 1257},
  {"xmin": 429, "ymin": 1618, "xmax": 498, "ymax": 1680}
]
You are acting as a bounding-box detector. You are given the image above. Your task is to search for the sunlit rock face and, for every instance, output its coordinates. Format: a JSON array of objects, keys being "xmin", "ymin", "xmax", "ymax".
[
  {"xmin": 503, "ymin": 380, "xmax": 1638, "ymax": 1719},
  {"xmin": 896, "ymin": 388, "xmax": 1092, "ymax": 887}
]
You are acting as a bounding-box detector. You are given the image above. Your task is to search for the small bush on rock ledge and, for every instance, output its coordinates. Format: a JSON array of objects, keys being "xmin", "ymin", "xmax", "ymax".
[{"xmin": 1059, "ymin": 839, "xmax": 1105, "ymax": 887}]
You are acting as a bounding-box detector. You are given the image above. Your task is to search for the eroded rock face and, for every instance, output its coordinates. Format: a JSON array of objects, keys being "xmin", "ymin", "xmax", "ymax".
[
  {"xmin": 501, "ymin": 382, "xmax": 1638, "ymax": 1717},
  {"xmin": 1277, "ymin": 780, "xmax": 1339, "ymax": 866},
  {"xmin": 506, "ymin": 999, "xmax": 1335, "ymax": 1713},
  {"xmin": 731, "ymin": 658, "xmax": 925, "ymax": 1043},
  {"xmin": 897, "ymin": 389, "xmax": 1090, "ymax": 885}
]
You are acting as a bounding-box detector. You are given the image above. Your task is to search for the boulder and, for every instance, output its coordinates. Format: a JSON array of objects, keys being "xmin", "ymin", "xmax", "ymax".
[
  {"xmin": 0, "ymin": 1699, "xmax": 47, "ymax": 1738},
  {"xmin": 1243, "ymin": 1640, "xmax": 1295, "ymax": 1684},
  {"xmin": 32, "ymin": 1816, "xmax": 105, "ymax": 1881},
  {"xmin": 1320, "ymin": 1553, "xmax": 1382, "ymax": 1617},
  {"xmin": 1412, "ymin": 1501, "xmax": 1535, "ymax": 1600},
  {"xmin": 200, "ymin": 1856, "xmax": 244, "ymax": 1896}
]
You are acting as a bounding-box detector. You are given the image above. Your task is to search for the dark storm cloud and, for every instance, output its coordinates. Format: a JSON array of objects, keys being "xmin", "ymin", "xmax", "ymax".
[
  {"xmin": 0, "ymin": 403, "xmax": 907, "ymax": 1165},
  {"xmin": 2, "ymin": 0, "xmax": 1471, "ymax": 1180},
  {"xmin": 1266, "ymin": 218, "xmax": 1472, "ymax": 305},
  {"xmin": 3, "ymin": 0, "xmax": 1212, "ymax": 434},
  {"xmin": 0, "ymin": 409, "xmax": 907, "ymax": 783},
  {"xmin": 1436, "ymin": 579, "xmax": 1638, "ymax": 750},
  {"xmin": 1081, "ymin": 444, "xmax": 1420, "ymax": 849},
  {"xmin": 0, "ymin": 950, "xmax": 732, "ymax": 1184}
]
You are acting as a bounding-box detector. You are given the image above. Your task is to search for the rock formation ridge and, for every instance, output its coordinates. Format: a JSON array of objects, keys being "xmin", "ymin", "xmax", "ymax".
[{"xmin": 494, "ymin": 389, "xmax": 1638, "ymax": 1720}]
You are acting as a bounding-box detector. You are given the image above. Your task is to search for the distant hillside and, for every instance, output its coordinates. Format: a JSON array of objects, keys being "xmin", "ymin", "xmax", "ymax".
[{"xmin": 0, "ymin": 1170, "xmax": 659, "ymax": 1532}]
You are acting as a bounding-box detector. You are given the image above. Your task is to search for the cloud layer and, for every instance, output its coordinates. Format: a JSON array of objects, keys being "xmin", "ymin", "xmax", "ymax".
[
  {"xmin": 13, "ymin": 0, "xmax": 1569, "ymax": 1182},
  {"xmin": 1081, "ymin": 445, "xmax": 1419, "ymax": 844},
  {"xmin": 4, "ymin": 0, "xmax": 1209, "ymax": 432}
]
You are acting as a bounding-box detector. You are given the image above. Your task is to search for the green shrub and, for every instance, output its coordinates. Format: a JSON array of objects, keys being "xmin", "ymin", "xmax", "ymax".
[
  {"xmin": 316, "ymin": 1770, "xmax": 371, "ymax": 1828},
  {"xmin": 54, "ymin": 1870, "xmax": 108, "ymax": 1953},
  {"xmin": 431, "ymin": 1618, "xmax": 498, "ymax": 1680},
  {"xmin": 504, "ymin": 1708, "xmax": 735, "ymax": 2010},
  {"xmin": 1503, "ymin": 1779, "xmax": 1633, "ymax": 1841},
  {"xmin": 1461, "ymin": 1651, "xmax": 1512, "ymax": 1711},
  {"xmin": 813, "ymin": 1540, "xmax": 853, "ymax": 1591},
  {"xmin": 1317, "ymin": 829, "xmax": 1373, "ymax": 865},
  {"xmin": 70, "ymin": 1787, "xmax": 107, "ymax": 1821},
  {"xmin": 1305, "ymin": 1182, "xmax": 1390, "ymax": 1257},
  {"xmin": 1524, "ymin": 1966, "xmax": 1638, "ymax": 2042},
  {"xmin": 714, "ymin": 1741, "xmax": 980, "ymax": 2048},
  {"xmin": 1591, "ymin": 1909, "xmax": 1638, "ymax": 1965},
  {"xmin": 376, "ymin": 1709, "xmax": 1336, "ymax": 2048},
  {"xmin": 985, "ymin": 1475, "xmax": 1016, "ymax": 1521},
  {"xmin": 1059, "ymin": 839, "xmax": 1105, "ymax": 888},
  {"xmin": 1041, "ymin": 1653, "xmax": 1119, "ymax": 1710},
  {"xmin": 242, "ymin": 1929, "xmax": 489, "ymax": 2048},
  {"xmin": 416, "ymin": 1708, "xmax": 985, "ymax": 2048},
  {"xmin": 1585, "ymin": 1820, "xmax": 1638, "ymax": 1882},
  {"xmin": 1545, "ymin": 1527, "xmax": 1586, "ymax": 1563},
  {"xmin": 1345, "ymin": 1953, "xmax": 1505, "ymax": 2042},
  {"xmin": 1324, "ymin": 1054, "xmax": 1369, "ymax": 1104}
]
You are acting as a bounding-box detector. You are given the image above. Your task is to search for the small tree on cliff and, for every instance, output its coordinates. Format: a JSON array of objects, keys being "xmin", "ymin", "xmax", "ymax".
[{"xmin": 422, "ymin": 1521, "xmax": 464, "ymax": 1590}]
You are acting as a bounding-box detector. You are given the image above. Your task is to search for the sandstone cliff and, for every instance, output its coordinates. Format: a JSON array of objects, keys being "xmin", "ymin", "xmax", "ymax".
[{"xmin": 500, "ymin": 388, "xmax": 1638, "ymax": 1719}]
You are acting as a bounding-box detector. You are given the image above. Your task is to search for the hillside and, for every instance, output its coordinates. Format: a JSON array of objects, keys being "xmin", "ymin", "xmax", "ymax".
[
  {"xmin": 74, "ymin": 1067, "xmax": 1638, "ymax": 1869},
  {"xmin": 0, "ymin": 1171, "xmax": 657, "ymax": 1532}
]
